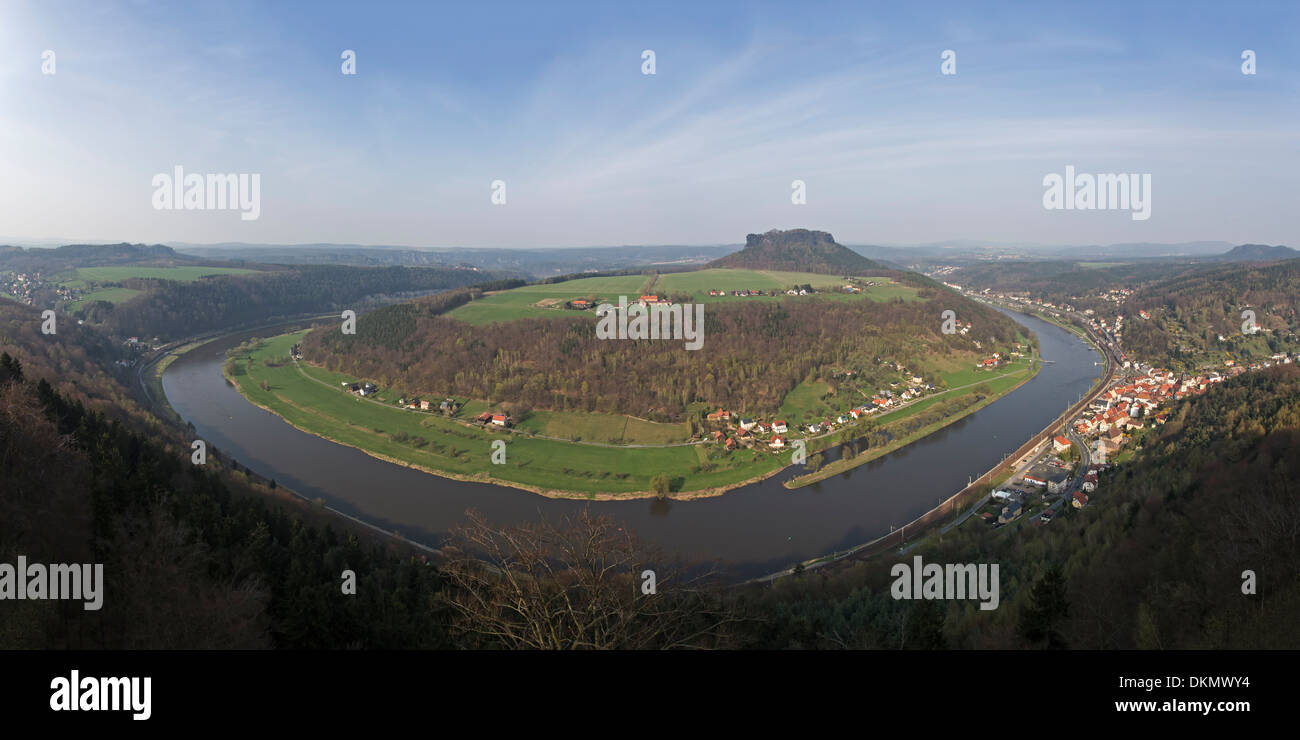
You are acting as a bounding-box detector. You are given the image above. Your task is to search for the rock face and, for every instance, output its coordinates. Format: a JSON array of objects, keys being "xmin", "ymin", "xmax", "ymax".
[
  {"xmin": 745, "ymin": 228, "xmax": 838, "ymax": 250},
  {"xmin": 708, "ymin": 228, "xmax": 887, "ymax": 275}
]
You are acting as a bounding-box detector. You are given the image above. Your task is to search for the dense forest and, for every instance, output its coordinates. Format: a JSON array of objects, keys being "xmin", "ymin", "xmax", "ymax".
[
  {"xmin": 302, "ymin": 285, "xmax": 1021, "ymax": 421},
  {"xmin": 88, "ymin": 265, "xmax": 493, "ymax": 341},
  {"xmin": 733, "ymin": 364, "xmax": 1300, "ymax": 648},
  {"xmin": 0, "ymin": 348, "xmax": 737, "ymax": 648},
  {"xmin": 1121, "ymin": 259, "xmax": 1300, "ymax": 368},
  {"xmin": 948, "ymin": 259, "xmax": 1206, "ymax": 299}
]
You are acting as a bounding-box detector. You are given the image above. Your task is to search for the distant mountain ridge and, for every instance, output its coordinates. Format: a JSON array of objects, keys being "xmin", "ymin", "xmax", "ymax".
[
  {"xmin": 707, "ymin": 229, "xmax": 889, "ymax": 275},
  {"xmin": 0, "ymin": 242, "xmax": 202, "ymax": 273},
  {"xmin": 173, "ymin": 243, "xmax": 736, "ymax": 278},
  {"xmin": 1212, "ymin": 244, "xmax": 1299, "ymax": 262}
]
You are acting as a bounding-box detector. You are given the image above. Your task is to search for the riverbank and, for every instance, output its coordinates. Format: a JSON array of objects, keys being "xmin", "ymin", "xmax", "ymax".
[
  {"xmin": 783, "ymin": 356, "xmax": 1040, "ymax": 488},
  {"xmin": 222, "ymin": 332, "xmax": 796, "ymax": 500},
  {"xmin": 753, "ymin": 311, "xmax": 1113, "ymax": 583},
  {"xmin": 215, "ymin": 326, "xmax": 1045, "ymax": 502}
]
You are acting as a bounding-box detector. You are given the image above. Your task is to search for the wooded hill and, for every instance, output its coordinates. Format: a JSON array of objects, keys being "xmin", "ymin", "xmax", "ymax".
[
  {"xmin": 301, "ymin": 278, "xmax": 1020, "ymax": 422},
  {"xmin": 1122, "ymin": 259, "xmax": 1300, "ymax": 368},
  {"xmin": 707, "ymin": 229, "xmax": 893, "ymax": 276},
  {"xmin": 88, "ymin": 265, "xmax": 496, "ymax": 341}
]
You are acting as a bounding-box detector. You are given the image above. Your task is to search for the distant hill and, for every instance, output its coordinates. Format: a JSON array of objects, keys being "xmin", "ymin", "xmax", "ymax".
[
  {"xmin": 1212, "ymin": 244, "xmax": 1299, "ymax": 262},
  {"xmin": 0, "ymin": 242, "xmax": 202, "ymax": 272},
  {"xmin": 707, "ymin": 229, "xmax": 889, "ymax": 275},
  {"xmin": 172, "ymin": 243, "xmax": 737, "ymax": 278}
]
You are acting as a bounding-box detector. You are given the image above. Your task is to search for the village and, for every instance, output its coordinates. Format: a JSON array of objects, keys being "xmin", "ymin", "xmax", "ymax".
[
  {"xmin": 696, "ymin": 368, "xmax": 943, "ymax": 455},
  {"xmin": 971, "ymin": 326, "xmax": 1296, "ymax": 531},
  {"xmin": 560, "ymin": 278, "xmax": 878, "ymax": 311},
  {"xmin": 326, "ymin": 352, "xmax": 971, "ymax": 455}
]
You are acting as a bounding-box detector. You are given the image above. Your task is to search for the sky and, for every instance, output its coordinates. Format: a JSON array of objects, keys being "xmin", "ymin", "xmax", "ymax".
[{"xmin": 1, "ymin": 0, "xmax": 1297, "ymax": 248}]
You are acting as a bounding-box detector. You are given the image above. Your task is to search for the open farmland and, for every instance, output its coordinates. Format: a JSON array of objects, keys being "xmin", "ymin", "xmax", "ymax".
[{"xmin": 444, "ymin": 268, "xmax": 919, "ymax": 324}]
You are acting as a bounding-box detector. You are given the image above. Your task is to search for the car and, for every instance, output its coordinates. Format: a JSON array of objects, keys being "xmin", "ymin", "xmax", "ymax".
[{"xmin": 1039, "ymin": 509, "xmax": 1055, "ymax": 523}]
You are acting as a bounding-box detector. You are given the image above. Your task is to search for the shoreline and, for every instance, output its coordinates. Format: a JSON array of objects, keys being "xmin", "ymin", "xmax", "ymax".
[
  {"xmin": 222, "ymin": 357, "xmax": 792, "ymax": 502},
  {"xmin": 750, "ymin": 303, "xmax": 1113, "ymax": 583},
  {"xmin": 221, "ymin": 347, "xmax": 1046, "ymax": 503},
  {"xmin": 783, "ymin": 361, "xmax": 1041, "ymax": 488}
]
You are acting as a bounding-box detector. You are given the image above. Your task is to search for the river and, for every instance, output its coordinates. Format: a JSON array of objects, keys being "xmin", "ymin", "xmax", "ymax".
[{"xmin": 161, "ymin": 309, "xmax": 1101, "ymax": 580}]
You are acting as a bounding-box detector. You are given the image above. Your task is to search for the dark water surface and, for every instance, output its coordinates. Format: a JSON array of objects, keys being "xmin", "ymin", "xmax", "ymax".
[{"xmin": 162, "ymin": 310, "xmax": 1100, "ymax": 579}]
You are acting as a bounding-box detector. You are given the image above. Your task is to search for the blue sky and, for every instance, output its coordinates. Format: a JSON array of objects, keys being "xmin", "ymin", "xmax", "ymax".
[{"xmin": 2, "ymin": 0, "xmax": 1297, "ymax": 248}]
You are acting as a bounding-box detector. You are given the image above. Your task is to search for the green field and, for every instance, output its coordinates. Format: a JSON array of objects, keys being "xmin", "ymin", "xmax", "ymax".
[
  {"xmin": 228, "ymin": 332, "xmax": 786, "ymax": 498},
  {"xmin": 776, "ymin": 380, "xmax": 835, "ymax": 424},
  {"xmin": 660, "ymin": 269, "xmax": 919, "ymax": 304},
  {"xmin": 512, "ymin": 409, "xmax": 689, "ymax": 445},
  {"xmin": 445, "ymin": 274, "xmax": 648, "ymax": 324},
  {"xmin": 70, "ymin": 265, "xmax": 261, "ymax": 282},
  {"xmin": 66, "ymin": 286, "xmax": 144, "ymax": 311},
  {"xmin": 444, "ymin": 268, "xmax": 919, "ymax": 324}
]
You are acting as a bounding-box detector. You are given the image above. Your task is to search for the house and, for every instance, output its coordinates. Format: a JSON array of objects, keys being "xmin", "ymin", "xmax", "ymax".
[
  {"xmin": 568, "ymin": 299, "xmax": 593, "ymax": 310},
  {"xmin": 724, "ymin": 437, "xmax": 738, "ymax": 451},
  {"xmin": 1072, "ymin": 491, "xmax": 1090, "ymax": 509},
  {"xmin": 991, "ymin": 489, "xmax": 1019, "ymax": 502},
  {"xmin": 739, "ymin": 418, "xmax": 756, "ymax": 431},
  {"xmin": 359, "ymin": 382, "xmax": 377, "ymax": 396},
  {"xmin": 712, "ymin": 430, "xmax": 724, "ymax": 441},
  {"xmin": 772, "ymin": 420, "xmax": 788, "ymax": 434},
  {"xmin": 419, "ymin": 400, "xmax": 431, "ymax": 410},
  {"xmin": 849, "ymin": 409, "xmax": 862, "ymax": 419},
  {"xmin": 836, "ymin": 414, "xmax": 849, "ymax": 425},
  {"xmin": 768, "ymin": 436, "xmax": 786, "ymax": 448},
  {"xmin": 638, "ymin": 295, "xmax": 662, "ymax": 306},
  {"xmin": 807, "ymin": 423, "xmax": 822, "ymax": 434},
  {"xmin": 491, "ymin": 413, "xmax": 509, "ymax": 427},
  {"xmin": 348, "ymin": 383, "xmax": 360, "ymax": 393},
  {"xmin": 476, "ymin": 412, "xmax": 494, "ymax": 423},
  {"xmin": 1081, "ymin": 472, "xmax": 1099, "ymax": 492},
  {"xmin": 998, "ymin": 501, "xmax": 1023, "ymax": 524},
  {"xmin": 1052, "ymin": 435, "xmax": 1072, "ymax": 453},
  {"xmin": 706, "ymin": 408, "xmax": 731, "ymax": 422},
  {"xmin": 755, "ymin": 422, "xmax": 770, "ymax": 434},
  {"xmin": 1023, "ymin": 474, "xmax": 1047, "ymax": 488}
]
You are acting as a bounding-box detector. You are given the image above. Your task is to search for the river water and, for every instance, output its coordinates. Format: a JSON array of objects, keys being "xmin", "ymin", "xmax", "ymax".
[{"xmin": 162, "ymin": 309, "xmax": 1100, "ymax": 580}]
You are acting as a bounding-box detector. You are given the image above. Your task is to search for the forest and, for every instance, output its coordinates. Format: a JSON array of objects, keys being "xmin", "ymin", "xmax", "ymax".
[
  {"xmin": 1120, "ymin": 259, "xmax": 1300, "ymax": 368},
  {"xmin": 0, "ymin": 347, "xmax": 738, "ymax": 649},
  {"xmin": 301, "ymin": 284, "xmax": 1021, "ymax": 422},
  {"xmin": 733, "ymin": 364, "xmax": 1300, "ymax": 649},
  {"xmin": 949, "ymin": 258, "xmax": 1206, "ymax": 299},
  {"xmin": 4, "ymin": 289, "xmax": 1297, "ymax": 648},
  {"xmin": 84, "ymin": 265, "xmax": 496, "ymax": 341}
]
